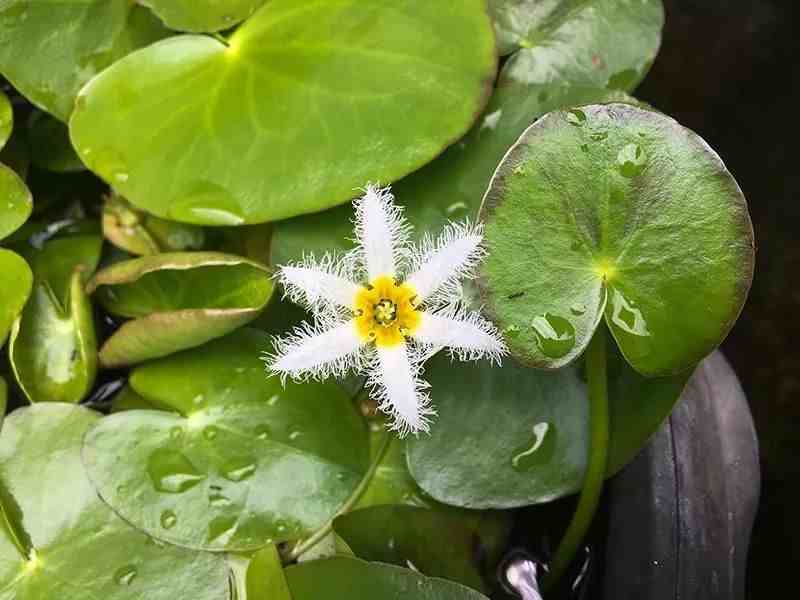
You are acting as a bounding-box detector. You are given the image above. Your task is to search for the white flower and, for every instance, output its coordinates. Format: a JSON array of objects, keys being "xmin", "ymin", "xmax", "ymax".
[{"xmin": 263, "ymin": 185, "xmax": 507, "ymax": 436}]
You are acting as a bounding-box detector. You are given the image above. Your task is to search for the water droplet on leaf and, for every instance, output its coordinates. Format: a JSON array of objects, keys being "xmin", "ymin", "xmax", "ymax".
[
  {"xmin": 511, "ymin": 422, "xmax": 556, "ymax": 471},
  {"xmin": 160, "ymin": 510, "xmax": 177, "ymax": 530},
  {"xmin": 147, "ymin": 449, "xmax": 206, "ymax": 493},
  {"xmin": 223, "ymin": 462, "xmax": 256, "ymax": 482},
  {"xmin": 616, "ymin": 143, "xmax": 647, "ymax": 178},
  {"xmin": 530, "ymin": 314, "xmax": 576, "ymax": 358},
  {"xmin": 566, "ymin": 109, "xmax": 587, "ymax": 126},
  {"xmin": 114, "ymin": 565, "xmax": 138, "ymax": 586},
  {"xmin": 609, "ymin": 289, "xmax": 650, "ymax": 336}
]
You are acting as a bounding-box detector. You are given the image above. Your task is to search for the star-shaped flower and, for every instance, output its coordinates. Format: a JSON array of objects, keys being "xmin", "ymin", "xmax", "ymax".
[{"xmin": 264, "ymin": 185, "xmax": 506, "ymax": 435}]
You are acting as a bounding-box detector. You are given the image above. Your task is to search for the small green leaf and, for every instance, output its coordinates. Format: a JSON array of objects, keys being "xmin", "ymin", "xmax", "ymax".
[
  {"xmin": 478, "ymin": 103, "xmax": 754, "ymax": 374},
  {"xmin": 0, "ymin": 89, "xmax": 11, "ymax": 150},
  {"xmin": 82, "ymin": 329, "xmax": 370, "ymax": 551},
  {"xmin": 0, "ymin": 404, "xmax": 229, "ymax": 599},
  {"xmin": 68, "ymin": 0, "xmax": 496, "ymax": 224},
  {"xmin": 142, "ymin": 0, "xmax": 266, "ymax": 33},
  {"xmin": 334, "ymin": 506, "xmax": 510, "ymax": 593},
  {"xmin": 406, "ymin": 348, "xmax": 689, "ymax": 508},
  {"xmin": 102, "ymin": 193, "xmax": 205, "ymax": 256},
  {"xmin": 26, "ymin": 111, "xmax": 84, "ymax": 173},
  {"xmin": 284, "ymin": 557, "xmax": 490, "ymax": 600},
  {"xmin": 229, "ymin": 545, "xmax": 292, "ymax": 600},
  {"xmin": 8, "ymin": 236, "xmax": 101, "ymax": 404},
  {"xmin": 88, "ymin": 251, "xmax": 273, "ymax": 367},
  {"xmin": 0, "ymin": 250, "xmax": 32, "ymax": 346},
  {"xmin": 0, "ymin": 164, "xmax": 32, "ymax": 242}
]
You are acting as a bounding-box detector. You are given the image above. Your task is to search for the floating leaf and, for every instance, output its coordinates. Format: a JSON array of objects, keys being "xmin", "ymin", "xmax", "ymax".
[
  {"xmin": 102, "ymin": 193, "xmax": 205, "ymax": 256},
  {"xmin": 8, "ymin": 236, "xmax": 101, "ymax": 403},
  {"xmin": 271, "ymin": 0, "xmax": 662, "ymax": 264},
  {"xmin": 0, "ymin": 404, "xmax": 229, "ymax": 599},
  {"xmin": 141, "ymin": 0, "xmax": 266, "ymax": 33},
  {"xmin": 82, "ymin": 329, "xmax": 370, "ymax": 551},
  {"xmin": 407, "ymin": 347, "xmax": 689, "ymax": 508},
  {"xmin": 88, "ymin": 252, "xmax": 273, "ymax": 367},
  {"xmin": 334, "ymin": 506, "xmax": 510, "ymax": 593},
  {"xmin": 284, "ymin": 557, "xmax": 489, "ymax": 600},
  {"xmin": 229, "ymin": 545, "xmax": 292, "ymax": 600},
  {"xmin": 0, "ymin": 89, "xmax": 11, "ymax": 150},
  {"xmin": 26, "ymin": 111, "xmax": 84, "ymax": 172},
  {"xmin": 0, "ymin": 249, "xmax": 32, "ymax": 346},
  {"xmin": 69, "ymin": 0, "xmax": 497, "ymax": 224},
  {"xmin": 0, "ymin": 164, "xmax": 32, "ymax": 242},
  {"xmin": 478, "ymin": 103, "xmax": 754, "ymax": 374},
  {"xmin": 0, "ymin": 1, "xmax": 170, "ymax": 121}
]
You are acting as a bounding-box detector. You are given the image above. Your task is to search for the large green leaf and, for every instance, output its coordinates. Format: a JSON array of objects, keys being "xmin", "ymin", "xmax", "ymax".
[
  {"xmin": 270, "ymin": 0, "xmax": 662, "ymax": 265},
  {"xmin": 0, "ymin": 1, "xmax": 170, "ymax": 121},
  {"xmin": 82, "ymin": 329, "xmax": 370, "ymax": 551},
  {"xmin": 88, "ymin": 251, "xmax": 273, "ymax": 367},
  {"xmin": 141, "ymin": 0, "xmax": 266, "ymax": 33},
  {"xmin": 406, "ymin": 347, "xmax": 689, "ymax": 508},
  {"xmin": 0, "ymin": 404, "xmax": 229, "ymax": 600},
  {"xmin": 285, "ymin": 557, "xmax": 489, "ymax": 600},
  {"xmin": 0, "ymin": 165, "xmax": 32, "ymax": 242},
  {"xmin": 334, "ymin": 506, "xmax": 510, "ymax": 594},
  {"xmin": 478, "ymin": 103, "xmax": 754, "ymax": 374},
  {"xmin": 0, "ymin": 250, "xmax": 31, "ymax": 346},
  {"xmin": 8, "ymin": 236, "xmax": 101, "ymax": 404},
  {"xmin": 0, "ymin": 89, "xmax": 10, "ymax": 150},
  {"xmin": 68, "ymin": 0, "xmax": 497, "ymax": 225}
]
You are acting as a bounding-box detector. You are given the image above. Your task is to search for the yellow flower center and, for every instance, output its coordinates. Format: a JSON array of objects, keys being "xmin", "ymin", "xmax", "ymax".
[{"xmin": 353, "ymin": 275, "xmax": 421, "ymax": 347}]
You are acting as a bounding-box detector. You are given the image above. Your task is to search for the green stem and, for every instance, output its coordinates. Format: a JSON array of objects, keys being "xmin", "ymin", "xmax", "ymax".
[
  {"xmin": 287, "ymin": 431, "xmax": 392, "ymax": 561},
  {"xmin": 545, "ymin": 326, "xmax": 610, "ymax": 588}
]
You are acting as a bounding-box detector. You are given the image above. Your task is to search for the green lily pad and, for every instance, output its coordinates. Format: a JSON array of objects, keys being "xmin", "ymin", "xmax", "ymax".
[
  {"xmin": 141, "ymin": 0, "xmax": 266, "ymax": 33},
  {"xmin": 0, "ymin": 250, "xmax": 32, "ymax": 346},
  {"xmin": 68, "ymin": 0, "xmax": 497, "ymax": 225},
  {"xmin": 0, "ymin": 403, "xmax": 229, "ymax": 599},
  {"xmin": 88, "ymin": 251, "xmax": 273, "ymax": 367},
  {"xmin": 270, "ymin": 0, "xmax": 662, "ymax": 264},
  {"xmin": 26, "ymin": 111, "xmax": 84, "ymax": 173},
  {"xmin": 229, "ymin": 545, "xmax": 291, "ymax": 600},
  {"xmin": 82, "ymin": 328, "xmax": 370, "ymax": 551},
  {"xmin": 8, "ymin": 236, "xmax": 101, "ymax": 404},
  {"xmin": 478, "ymin": 103, "xmax": 754, "ymax": 375},
  {"xmin": 0, "ymin": 89, "xmax": 11, "ymax": 151},
  {"xmin": 0, "ymin": 164, "xmax": 32, "ymax": 242},
  {"xmin": 407, "ymin": 346, "xmax": 689, "ymax": 508},
  {"xmin": 285, "ymin": 556, "xmax": 489, "ymax": 600},
  {"xmin": 102, "ymin": 193, "xmax": 205, "ymax": 256},
  {"xmin": 0, "ymin": 1, "xmax": 170, "ymax": 121},
  {"xmin": 334, "ymin": 506, "xmax": 510, "ymax": 593}
]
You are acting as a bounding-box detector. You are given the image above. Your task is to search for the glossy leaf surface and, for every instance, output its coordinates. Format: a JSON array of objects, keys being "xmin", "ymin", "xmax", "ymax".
[
  {"xmin": 0, "ymin": 89, "xmax": 10, "ymax": 150},
  {"xmin": 478, "ymin": 103, "xmax": 754, "ymax": 374},
  {"xmin": 142, "ymin": 0, "xmax": 266, "ymax": 32},
  {"xmin": 69, "ymin": 0, "xmax": 496, "ymax": 224},
  {"xmin": 82, "ymin": 329, "xmax": 370, "ymax": 551},
  {"xmin": 0, "ymin": 250, "xmax": 32, "ymax": 346},
  {"xmin": 0, "ymin": 165, "xmax": 32, "ymax": 242}
]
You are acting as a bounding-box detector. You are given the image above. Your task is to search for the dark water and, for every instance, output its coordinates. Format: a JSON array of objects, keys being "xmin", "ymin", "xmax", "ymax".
[{"xmin": 636, "ymin": 0, "xmax": 800, "ymax": 591}]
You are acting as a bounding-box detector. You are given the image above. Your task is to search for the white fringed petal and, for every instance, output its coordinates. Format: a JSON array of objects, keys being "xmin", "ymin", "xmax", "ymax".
[
  {"xmin": 353, "ymin": 184, "xmax": 410, "ymax": 280},
  {"xmin": 265, "ymin": 321, "xmax": 365, "ymax": 382},
  {"xmin": 406, "ymin": 221, "xmax": 484, "ymax": 305},
  {"xmin": 369, "ymin": 344, "xmax": 434, "ymax": 437},
  {"xmin": 278, "ymin": 253, "xmax": 361, "ymax": 311},
  {"xmin": 412, "ymin": 306, "xmax": 507, "ymax": 364}
]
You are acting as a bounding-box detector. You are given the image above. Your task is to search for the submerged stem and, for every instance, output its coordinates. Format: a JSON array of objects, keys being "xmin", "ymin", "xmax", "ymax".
[
  {"xmin": 545, "ymin": 326, "xmax": 610, "ymax": 588},
  {"xmin": 287, "ymin": 430, "xmax": 392, "ymax": 561}
]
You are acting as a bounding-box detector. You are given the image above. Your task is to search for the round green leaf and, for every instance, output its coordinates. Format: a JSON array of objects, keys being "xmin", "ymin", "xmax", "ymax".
[
  {"xmin": 0, "ymin": 89, "xmax": 11, "ymax": 151},
  {"xmin": 407, "ymin": 347, "xmax": 689, "ymax": 509},
  {"xmin": 479, "ymin": 104, "xmax": 754, "ymax": 374},
  {"xmin": 88, "ymin": 251, "xmax": 273, "ymax": 367},
  {"xmin": 26, "ymin": 111, "xmax": 84, "ymax": 173},
  {"xmin": 0, "ymin": 1, "xmax": 170, "ymax": 121},
  {"xmin": 82, "ymin": 328, "xmax": 370, "ymax": 551},
  {"xmin": 8, "ymin": 236, "xmax": 101, "ymax": 404},
  {"xmin": 334, "ymin": 506, "xmax": 510, "ymax": 594},
  {"xmin": 102, "ymin": 193, "xmax": 205, "ymax": 256},
  {"xmin": 0, "ymin": 404, "xmax": 229, "ymax": 600},
  {"xmin": 0, "ymin": 164, "xmax": 32, "ymax": 242},
  {"xmin": 68, "ymin": 0, "xmax": 497, "ymax": 225},
  {"xmin": 271, "ymin": 0, "xmax": 662, "ymax": 264},
  {"xmin": 285, "ymin": 556, "xmax": 489, "ymax": 600},
  {"xmin": 0, "ymin": 249, "xmax": 32, "ymax": 346},
  {"xmin": 142, "ymin": 0, "xmax": 266, "ymax": 32}
]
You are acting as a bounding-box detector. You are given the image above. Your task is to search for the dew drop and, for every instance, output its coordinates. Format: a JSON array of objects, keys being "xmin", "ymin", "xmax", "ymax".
[
  {"xmin": 570, "ymin": 302, "xmax": 587, "ymax": 316},
  {"xmin": 589, "ymin": 131, "xmax": 608, "ymax": 142},
  {"xmin": 114, "ymin": 565, "xmax": 138, "ymax": 587},
  {"xmin": 223, "ymin": 462, "xmax": 256, "ymax": 482},
  {"xmin": 445, "ymin": 201, "xmax": 469, "ymax": 217},
  {"xmin": 169, "ymin": 426, "xmax": 184, "ymax": 441},
  {"xmin": 616, "ymin": 143, "xmax": 647, "ymax": 178},
  {"xmin": 146, "ymin": 449, "xmax": 206, "ymax": 494},
  {"xmin": 566, "ymin": 109, "xmax": 587, "ymax": 126},
  {"xmin": 530, "ymin": 314, "xmax": 576, "ymax": 359},
  {"xmin": 192, "ymin": 394, "xmax": 205, "ymax": 407},
  {"xmin": 288, "ymin": 430, "xmax": 302, "ymax": 441},
  {"xmin": 160, "ymin": 510, "xmax": 177, "ymax": 530},
  {"xmin": 511, "ymin": 422, "xmax": 556, "ymax": 471},
  {"xmin": 209, "ymin": 491, "xmax": 233, "ymax": 507},
  {"xmin": 267, "ymin": 394, "xmax": 280, "ymax": 407},
  {"xmin": 203, "ymin": 426, "xmax": 219, "ymax": 441},
  {"xmin": 609, "ymin": 288, "xmax": 650, "ymax": 336},
  {"xmin": 255, "ymin": 424, "xmax": 271, "ymax": 440}
]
